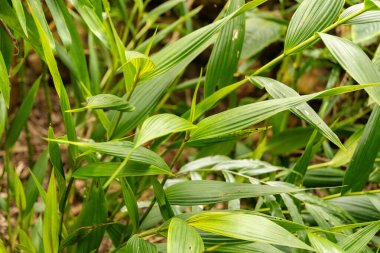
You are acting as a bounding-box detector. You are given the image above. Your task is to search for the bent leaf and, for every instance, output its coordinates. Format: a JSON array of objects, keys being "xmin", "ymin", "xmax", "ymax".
[{"xmin": 188, "ymin": 212, "xmax": 313, "ymax": 250}]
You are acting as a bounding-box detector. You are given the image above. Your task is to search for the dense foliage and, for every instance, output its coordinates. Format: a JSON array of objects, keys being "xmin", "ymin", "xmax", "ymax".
[{"xmin": 1, "ymin": 0, "xmax": 380, "ymax": 252}]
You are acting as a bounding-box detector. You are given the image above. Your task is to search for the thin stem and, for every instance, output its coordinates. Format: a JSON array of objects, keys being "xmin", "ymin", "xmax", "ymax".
[{"xmin": 322, "ymin": 189, "xmax": 380, "ymax": 200}]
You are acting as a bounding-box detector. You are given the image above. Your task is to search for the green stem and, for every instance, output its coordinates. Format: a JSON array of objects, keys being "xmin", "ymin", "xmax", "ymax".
[{"xmin": 322, "ymin": 189, "xmax": 380, "ymax": 200}]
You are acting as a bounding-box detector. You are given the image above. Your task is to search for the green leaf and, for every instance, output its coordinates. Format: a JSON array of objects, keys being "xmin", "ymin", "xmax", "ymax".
[
  {"xmin": 73, "ymin": 161, "xmax": 172, "ymax": 178},
  {"xmin": 168, "ymin": 218, "xmax": 204, "ymax": 253},
  {"xmin": 340, "ymin": 3, "xmax": 380, "ymax": 24},
  {"xmin": 24, "ymin": 150, "xmax": 49, "ymax": 214},
  {"xmin": 5, "ymin": 77, "xmax": 41, "ymax": 149},
  {"xmin": 339, "ymin": 221, "xmax": 380, "ymax": 253},
  {"xmin": 188, "ymin": 212, "xmax": 313, "ymax": 250},
  {"xmin": 135, "ymin": 114, "xmax": 196, "ymax": 147},
  {"xmin": 11, "ymin": 0, "xmax": 28, "ymax": 37},
  {"xmin": 121, "ymin": 235, "xmax": 157, "ymax": 253},
  {"xmin": 320, "ymin": 33, "xmax": 380, "ymax": 104},
  {"xmin": 45, "ymin": 0, "xmax": 72, "ymax": 48},
  {"xmin": 68, "ymin": 94, "xmax": 135, "ymax": 112},
  {"xmin": 307, "ymin": 233, "xmax": 344, "ymax": 253},
  {"xmin": 327, "ymin": 194, "xmax": 380, "ymax": 222},
  {"xmin": 352, "ymin": 22, "xmax": 380, "ymax": 44},
  {"xmin": 43, "ymin": 172, "xmax": 59, "ymax": 253},
  {"xmin": 152, "ymin": 177, "xmax": 174, "ymax": 220},
  {"xmin": 249, "ymin": 76, "xmax": 344, "ymax": 150},
  {"xmin": 165, "ymin": 180, "xmax": 302, "ymax": 206},
  {"xmin": 204, "ymin": 0, "xmax": 245, "ymax": 96},
  {"xmin": 189, "ymin": 83, "xmax": 380, "ymax": 144},
  {"xmin": 70, "ymin": 0, "xmax": 109, "ymax": 48},
  {"xmin": 49, "ymin": 139, "xmax": 170, "ymax": 173},
  {"xmin": 284, "ymin": 0, "xmax": 344, "ymax": 54},
  {"xmin": 123, "ymin": 50, "xmax": 155, "ymax": 80},
  {"xmin": 18, "ymin": 229, "xmax": 37, "ymax": 253},
  {"xmin": 343, "ymin": 107, "xmax": 380, "ymax": 193},
  {"xmin": 0, "ymin": 51, "xmax": 10, "ymax": 108},
  {"xmin": 120, "ymin": 178, "xmax": 139, "ymax": 233}
]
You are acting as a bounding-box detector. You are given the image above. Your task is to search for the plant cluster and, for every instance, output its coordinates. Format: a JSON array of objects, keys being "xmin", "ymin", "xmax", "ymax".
[{"xmin": 1, "ymin": 0, "xmax": 380, "ymax": 252}]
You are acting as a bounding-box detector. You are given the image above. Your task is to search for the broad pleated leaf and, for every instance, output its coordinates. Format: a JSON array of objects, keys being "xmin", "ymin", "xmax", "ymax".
[
  {"xmin": 73, "ymin": 162, "xmax": 172, "ymax": 178},
  {"xmin": 188, "ymin": 212, "xmax": 313, "ymax": 250},
  {"xmin": 189, "ymin": 83, "xmax": 380, "ymax": 144},
  {"xmin": 320, "ymin": 33, "xmax": 380, "ymax": 104},
  {"xmin": 5, "ymin": 77, "xmax": 41, "ymax": 149},
  {"xmin": 168, "ymin": 218, "xmax": 204, "ymax": 253},
  {"xmin": 0, "ymin": 52, "xmax": 10, "ymax": 108},
  {"xmin": 204, "ymin": 0, "xmax": 245, "ymax": 96},
  {"xmin": 45, "ymin": 0, "xmax": 72, "ymax": 48},
  {"xmin": 121, "ymin": 235, "xmax": 157, "ymax": 253},
  {"xmin": 249, "ymin": 76, "xmax": 344, "ymax": 149},
  {"xmin": 11, "ymin": 0, "xmax": 28, "ymax": 37},
  {"xmin": 284, "ymin": 0, "xmax": 344, "ymax": 54},
  {"xmin": 68, "ymin": 94, "xmax": 135, "ymax": 112},
  {"xmin": 327, "ymin": 194, "xmax": 380, "ymax": 222},
  {"xmin": 339, "ymin": 221, "xmax": 380, "ymax": 253},
  {"xmin": 165, "ymin": 180, "xmax": 302, "ymax": 205},
  {"xmin": 43, "ymin": 172, "xmax": 59, "ymax": 253},
  {"xmin": 135, "ymin": 114, "xmax": 196, "ymax": 147},
  {"xmin": 49, "ymin": 139, "xmax": 170, "ymax": 173},
  {"xmin": 307, "ymin": 233, "xmax": 344, "ymax": 253},
  {"xmin": 340, "ymin": 3, "xmax": 380, "ymax": 24},
  {"xmin": 352, "ymin": 22, "xmax": 380, "ymax": 44}
]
